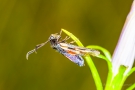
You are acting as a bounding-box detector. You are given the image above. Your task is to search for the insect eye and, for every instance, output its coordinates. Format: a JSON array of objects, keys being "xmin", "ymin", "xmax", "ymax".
[{"xmin": 49, "ymin": 35, "xmax": 55, "ymax": 40}]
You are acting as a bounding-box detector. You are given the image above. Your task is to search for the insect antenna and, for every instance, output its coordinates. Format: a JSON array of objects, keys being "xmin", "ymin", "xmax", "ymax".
[{"xmin": 26, "ymin": 39, "xmax": 50, "ymax": 60}]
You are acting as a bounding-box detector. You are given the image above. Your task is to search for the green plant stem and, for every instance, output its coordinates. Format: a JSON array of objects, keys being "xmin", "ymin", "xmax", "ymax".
[
  {"xmin": 85, "ymin": 56, "xmax": 103, "ymax": 90},
  {"xmin": 86, "ymin": 46, "xmax": 113, "ymax": 90},
  {"xmin": 126, "ymin": 83, "xmax": 135, "ymax": 90},
  {"xmin": 98, "ymin": 54, "xmax": 113, "ymax": 90},
  {"xmin": 105, "ymin": 65, "xmax": 127, "ymax": 90},
  {"xmin": 124, "ymin": 67, "xmax": 135, "ymax": 90},
  {"xmin": 62, "ymin": 29, "xmax": 103, "ymax": 90},
  {"xmin": 125, "ymin": 67, "xmax": 135, "ymax": 78},
  {"xmin": 86, "ymin": 45, "xmax": 111, "ymax": 61}
]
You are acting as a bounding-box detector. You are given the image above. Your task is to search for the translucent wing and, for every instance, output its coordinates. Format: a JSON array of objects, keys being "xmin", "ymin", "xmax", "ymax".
[
  {"xmin": 59, "ymin": 43, "xmax": 100, "ymax": 56},
  {"xmin": 54, "ymin": 45, "xmax": 84, "ymax": 66},
  {"xmin": 62, "ymin": 52, "xmax": 85, "ymax": 67}
]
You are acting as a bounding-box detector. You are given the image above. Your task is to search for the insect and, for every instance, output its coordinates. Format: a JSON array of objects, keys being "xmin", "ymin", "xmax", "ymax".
[{"xmin": 26, "ymin": 30, "xmax": 100, "ymax": 66}]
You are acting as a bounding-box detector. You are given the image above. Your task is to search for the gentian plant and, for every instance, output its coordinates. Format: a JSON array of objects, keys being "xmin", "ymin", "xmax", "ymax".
[{"xmin": 62, "ymin": 1, "xmax": 135, "ymax": 90}]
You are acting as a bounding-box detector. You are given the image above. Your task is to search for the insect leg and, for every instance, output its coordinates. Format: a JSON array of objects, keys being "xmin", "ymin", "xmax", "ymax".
[
  {"xmin": 59, "ymin": 29, "xmax": 70, "ymax": 42},
  {"xmin": 59, "ymin": 30, "xmax": 62, "ymax": 36},
  {"xmin": 69, "ymin": 41, "xmax": 75, "ymax": 44},
  {"xmin": 60, "ymin": 36, "xmax": 70, "ymax": 43},
  {"xmin": 63, "ymin": 36, "xmax": 70, "ymax": 41}
]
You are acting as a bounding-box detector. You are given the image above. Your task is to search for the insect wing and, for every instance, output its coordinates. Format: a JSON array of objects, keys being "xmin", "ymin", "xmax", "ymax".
[
  {"xmin": 59, "ymin": 43, "xmax": 100, "ymax": 56},
  {"xmin": 52, "ymin": 44, "xmax": 84, "ymax": 66},
  {"xmin": 62, "ymin": 52, "xmax": 85, "ymax": 66}
]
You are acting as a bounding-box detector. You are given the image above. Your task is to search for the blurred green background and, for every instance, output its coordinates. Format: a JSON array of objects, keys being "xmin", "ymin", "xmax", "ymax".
[{"xmin": 0, "ymin": 0, "xmax": 134, "ymax": 90}]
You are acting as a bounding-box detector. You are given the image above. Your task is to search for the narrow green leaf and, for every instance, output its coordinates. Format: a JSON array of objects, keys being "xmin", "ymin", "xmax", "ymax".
[
  {"xmin": 86, "ymin": 45, "xmax": 113, "ymax": 90},
  {"xmin": 126, "ymin": 83, "xmax": 135, "ymax": 90},
  {"xmin": 61, "ymin": 29, "xmax": 83, "ymax": 46},
  {"xmin": 126, "ymin": 67, "xmax": 135, "ymax": 78},
  {"xmin": 97, "ymin": 54, "xmax": 112, "ymax": 71},
  {"xmin": 86, "ymin": 45, "xmax": 111, "ymax": 61},
  {"xmin": 111, "ymin": 65, "xmax": 127, "ymax": 90},
  {"xmin": 62, "ymin": 29, "xmax": 103, "ymax": 90}
]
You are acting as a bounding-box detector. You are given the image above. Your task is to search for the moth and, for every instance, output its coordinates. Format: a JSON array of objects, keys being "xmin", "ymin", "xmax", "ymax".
[{"xmin": 26, "ymin": 30, "xmax": 100, "ymax": 66}]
